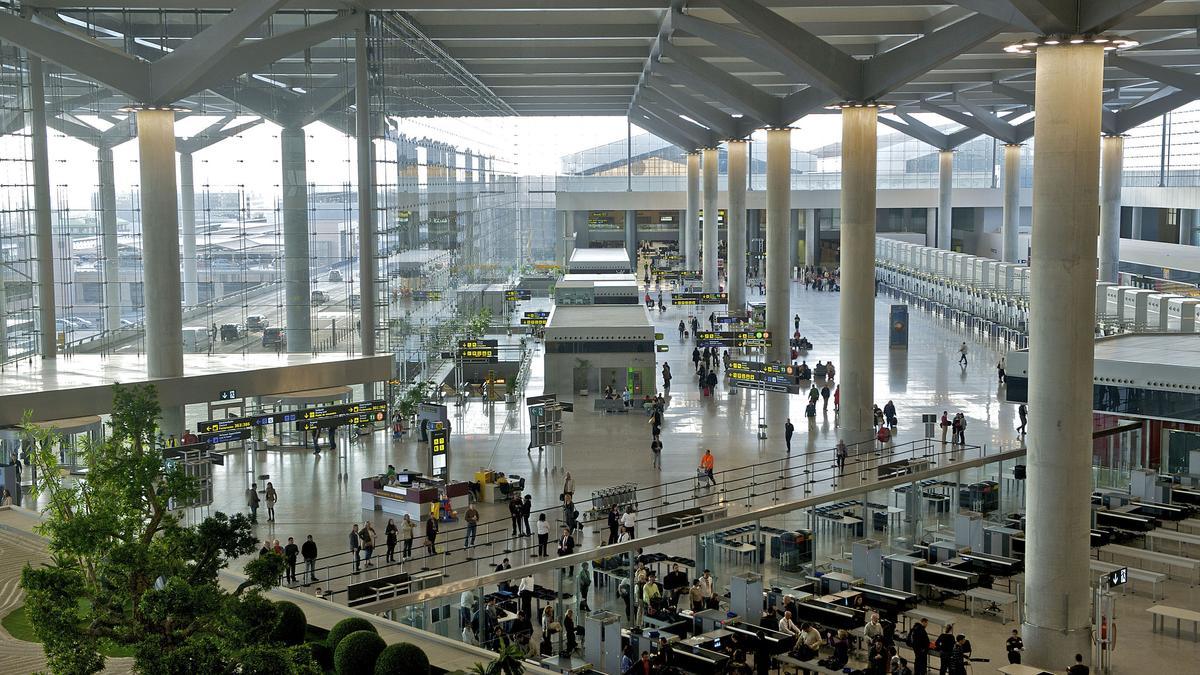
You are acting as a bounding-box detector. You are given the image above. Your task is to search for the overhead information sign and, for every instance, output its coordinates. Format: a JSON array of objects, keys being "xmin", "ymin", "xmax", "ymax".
[
  {"xmin": 296, "ymin": 399, "xmax": 387, "ymax": 431},
  {"xmin": 521, "ymin": 310, "xmax": 549, "ymax": 326},
  {"xmin": 696, "ymin": 329, "xmax": 772, "ymax": 348},
  {"xmin": 458, "ymin": 339, "xmax": 499, "ymax": 363},
  {"xmin": 655, "ymin": 269, "xmax": 701, "ymax": 281},
  {"xmin": 412, "ymin": 290, "xmax": 443, "ymax": 301},
  {"xmin": 672, "ymin": 292, "xmax": 727, "ymax": 306},
  {"xmin": 505, "ymin": 289, "xmax": 532, "ymax": 301},
  {"xmin": 727, "ymin": 360, "xmax": 799, "ymax": 393}
]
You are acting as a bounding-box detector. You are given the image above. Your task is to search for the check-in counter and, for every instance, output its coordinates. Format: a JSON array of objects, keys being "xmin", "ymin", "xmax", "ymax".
[{"xmin": 361, "ymin": 474, "xmax": 470, "ymax": 519}]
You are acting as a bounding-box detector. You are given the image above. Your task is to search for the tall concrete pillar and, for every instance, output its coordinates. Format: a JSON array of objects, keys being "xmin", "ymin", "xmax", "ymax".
[
  {"xmin": 938, "ymin": 150, "xmax": 953, "ymax": 250},
  {"xmin": 28, "ymin": 54, "xmax": 55, "ymax": 358},
  {"xmin": 281, "ymin": 126, "xmax": 312, "ymax": 353},
  {"xmin": 685, "ymin": 152, "xmax": 700, "ymax": 271},
  {"xmin": 356, "ymin": 26, "xmax": 377, "ymax": 361},
  {"xmin": 179, "ymin": 151, "xmax": 198, "ymax": 308},
  {"xmin": 1002, "ymin": 144, "xmax": 1022, "ymax": 263},
  {"xmin": 789, "ymin": 209, "xmax": 800, "ymax": 274},
  {"xmin": 624, "ymin": 209, "xmax": 637, "ymax": 267},
  {"xmin": 1181, "ymin": 209, "xmax": 1197, "ymax": 246},
  {"xmin": 702, "ymin": 147, "xmax": 719, "ymax": 291},
  {"xmin": 1098, "ymin": 135, "xmax": 1124, "ymax": 283},
  {"xmin": 839, "ymin": 106, "xmax": 879, "ymax": 447},
  {"xmin": 1023, "ymin": 43, "xmax": 1105, "ymax": 668},
  {"xmin": 1130, "ymin": 207, "xmax": 1142, "ymax": 240},
  {"xmin": 136, "ymin": 108, "xmax": 185, "ymax": 435},
  {"xmin": 765, "ymin": 128, "xmax": 791, "ymax": 363},
  {"xmin": 0, "ymin": 260, "xmax": 7, "ymax": 361},
  {"xmin": 925, "ymin": 207, "xmax": 938, "ymax": 248},
  {"xmin": 726, "ymin": 140, "xmax": 748, "ymax": 310},
  {"xmin": 804, "ymin": 209, "xmax": 819, "ymax": 267},
  {"xmin": 98, "ymin": 146, "xmax": 121, "ymax": 333}
]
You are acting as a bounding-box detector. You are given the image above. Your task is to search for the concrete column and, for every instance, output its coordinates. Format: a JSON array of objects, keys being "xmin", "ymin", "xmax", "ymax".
[
  {"xmin": 789, "ymin": 209, "xmax": 800, "ymax": 274},
  {"xmin": 1002, "ymin": 143, "xmax": 1022, "ymax": 263},
  {"xmin": 727, "ymin": 140, "xmax": 748, "ymax": 311},
  {"xmin": 1098, "ymin": 135, "xmax": 1124, "ymax": 283},
  {"xmin": 281, "ymin": 126, "xmax": 312, "ymax": 353},
  {"xmin": 925, "ymin": 207, "xmax": 938, "ymax": 248},
  {"xmin": 624, "ymin": 209, "xmax": 637, "ymax": 266},
  {"xmin": 136, "ymin": 108, "xmax": 185, "ymax": 435},
  {"xmin": 938, "ymin": 150, "xmax": 953, "ymax": 250},
  {"xmin": 178, "ymin": 151, "xmax": 198, "ymax": 308},
  {"xmin": 765, "ymin": 128, "xmax": 791, "ymax": 363},
  {"xmin": 702, "ymin": 147, "xmax": 719, "ymax": 292},
  {"xmin": 839, "ymin": 106, "xmax": 879, "ymax": 447},
  {"xmin": 98, "ymin": 145, "xmax": 121, "ymax": 334},
  {"xmin": 1023, "ymin": 43, "xmax": 1105, "ymax": 668},
  {"xmin": 1178, "ymin": 209, "xmax": 1195, "ymax": 246},
  {"xmin": 356, "ymin": 26, "xmax": 377, "ymax": 360},
  {"xmin": 685, "ymin": 152, "xmax": 700, "ymax": 271},
  {"xmin": 28, "ymin": 54, "xmax": 55, "ymax": 358},
  {"xmin": 1130, "ymin": 207, "xmax": 1142, "ymax": 240},
  {"xmin": 0, "ymin": 259, "xmax": 7, "ymax": 361},
  {"xmin": 805, "ymin": 209, "xmax": 819, "ymax": 267}
]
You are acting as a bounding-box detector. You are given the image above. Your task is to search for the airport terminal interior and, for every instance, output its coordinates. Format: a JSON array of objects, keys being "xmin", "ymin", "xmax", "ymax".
[{"xmin": 4, "ymin": 2, "xmax": 1200, "ymax": 674}]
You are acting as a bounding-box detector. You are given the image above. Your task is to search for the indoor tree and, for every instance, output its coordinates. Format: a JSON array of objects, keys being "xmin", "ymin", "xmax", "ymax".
[{"xmin": 19, "ymin": 383, "xmax": 319, "ymax": 674}]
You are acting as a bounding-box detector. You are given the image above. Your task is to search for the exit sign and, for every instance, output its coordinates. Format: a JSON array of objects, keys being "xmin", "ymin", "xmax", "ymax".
[{"xmin": 219, "ymin": 389, "xmax": 238, "ymax": 401}]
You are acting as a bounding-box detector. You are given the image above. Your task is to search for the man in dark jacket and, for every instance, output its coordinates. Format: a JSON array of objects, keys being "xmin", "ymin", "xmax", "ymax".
[
  {"xmin": 301, "ymin": 535, "xmax": 318, "ymax": 584},
  {"xmin": 935, "ymin": 625, "xmax": 955, "ymax": 675},
  {"xmin": 521, "ymin": 494, "xmax": 533, "ymax": 535},
  {"xmin": 283, "ymin": 537, "xmax": 299, "ymax": 584},
  {"xmin": 509, "ymin": 495, "xmax": 523, "ymax": 535},
  {"xmin": 909, "ymin": 617, "xmax": 930, "ymax": 674},
  {"xmin": 608, "ymin": 505, "xmax": 620, "ymax": 544}
]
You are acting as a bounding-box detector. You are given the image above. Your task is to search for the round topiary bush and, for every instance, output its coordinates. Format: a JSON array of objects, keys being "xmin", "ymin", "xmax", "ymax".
[
  {"xmin": 374, "ymin": 642, "xmax": 430, "ymax": 675},
  {"xmin": 334, "ymin": 630, "xmax": 386, "ymax": 675},
  {"xmin": 270, "ymin": 601, "xmax": 308, "ymax": 646},
  {"xmin": 327, "ymin": 616, "xmax": 377, "ymax": 653}
]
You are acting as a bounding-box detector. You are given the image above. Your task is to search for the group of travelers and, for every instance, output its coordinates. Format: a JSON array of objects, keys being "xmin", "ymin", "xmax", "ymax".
[
  {"xmin": 801, "ymin": 266, "xmax": 839, "ymax": 291},
  {"xmin": 939, "ymin": 410, "xmax": 969, "ymax": 445}
]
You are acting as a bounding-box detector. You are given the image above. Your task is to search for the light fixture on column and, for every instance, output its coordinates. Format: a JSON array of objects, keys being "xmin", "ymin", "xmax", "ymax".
[
  {"xmin": 1003, "ymin": 34, "xmax": 1138, "ymax": 54},
  {"xmin": 822, "ymin": 101, "xmax": 895, "ymax": 111},
  {"xmin": 118, "ymin": 104, "xmax": 192, "ymax": 113}
]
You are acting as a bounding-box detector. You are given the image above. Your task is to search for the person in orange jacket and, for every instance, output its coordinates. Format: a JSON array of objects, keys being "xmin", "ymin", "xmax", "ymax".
[{"xmin": 699, "ymin": 449, "xmax": 716, "ymax": 486}]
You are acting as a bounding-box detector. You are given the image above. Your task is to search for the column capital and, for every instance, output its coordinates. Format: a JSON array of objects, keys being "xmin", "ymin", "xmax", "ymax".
[
  {"xmin": 724, "ymin": 137, "xmax": 750, "ymax": 144},
  {"xmin": 1101, "ymin": 133, "xmax": 1127, "ymax": 139},
  {"xmin": 1002, "ymin": 143, "xmax": 1024, "ymax": 148},
  {"xmin": 823, "ymin": 101, "xmax": 893, "ymax": 111},
  {"xmin": 118, "ymin": 103, "xmax": 190, "ymax": 113},
  {"xmin": 1003, "ymin": 34, "xmax": 1136, "ymax": 54}
]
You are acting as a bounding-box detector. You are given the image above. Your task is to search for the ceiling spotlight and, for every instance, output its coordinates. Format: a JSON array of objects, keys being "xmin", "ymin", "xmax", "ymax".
[
  {"xmin": 1069, "ymin": 38, "xmax": 1085, "ymax": 44},
  {"xmin": 731, "ymin": 113, "xmax": 744, "ymax": 118}
]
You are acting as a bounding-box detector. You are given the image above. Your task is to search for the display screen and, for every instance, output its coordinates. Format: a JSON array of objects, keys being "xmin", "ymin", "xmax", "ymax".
[{"xmin": 505, "ymin": 289, "xmax": 532, "ymax": 301}]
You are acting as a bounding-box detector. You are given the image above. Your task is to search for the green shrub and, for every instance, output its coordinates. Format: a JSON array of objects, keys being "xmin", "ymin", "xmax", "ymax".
[
  {"xmin": 310, "ymin": 642, "xmax": 333, "ymax": 671},
  {"xmin": 270, "ymin": 601, "xmax": 307, "ymax": 646},
  {"xmin": 327, "ymin": 617, "xmax": 376, "ymax": 653},
  {"xmin": 375, "ymin": 642, "xmax": 430, "ymax": 675},
  {"xmin": 334, "ymin": 630, "xmax": 386, "ymax": 674}
]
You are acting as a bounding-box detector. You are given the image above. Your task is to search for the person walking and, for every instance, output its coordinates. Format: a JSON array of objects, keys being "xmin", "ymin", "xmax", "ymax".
[
  {"xmin": 246, "ymin": 483, "xmax": 260, "ymax": 523},
  {"xmin": 424, "ymin": 510, "xmax": 441, "ymax": 558},
  {"xmin": 283, "ymin": 536, "xmax": 299, "ymax": 584},
  {"xmin": 997, "ymin": 355, "xmax": 1007, "ymax": 384},
  {"xmin": 521, "ymin": 494, "xmax": 533, "ymax": 535},
  {"xmin": 793, "ymin": 314, "xmax": 800, "ymax": 332},
  {"xmin": 361, "ymin": 522, "xmax": 375, "ymax": 568},
  {"xmin": 700, "ymin": 448, "xmax": 716, "ymax": 486},
  {"xmin": 1017, "ymin": 404, "xmax": 1028, "ymax": 436},
  {"xmin": 884, "ymin": 400, "xmax": 897, "ymax": 429},
  {"xmin": 836, "ymin": 439, "xmax": 847, "ymax": 472},
  {"xmin": 1005, "ymin": 628, "xmax": 1023, "ymax": 664},
  {"xmin": 958, "ymin": 342, "xmax": 968, "ymax": 367},
  {"xmin": 562, "ymin": 471, "xmax": 575, "ymax": 501},
  {"xmin": 833, "ymin": 384, "xmax": 841, "ymax": 412},
  {"xmin": 464, "ymin": 501, "xmax": 480, "ymax": 551},
  {"xmin": 264, "ymin": 482, "xmax": 278, "ymax": 522},
  {"xmin": 384, "ymin": 518, "xmax": 398, "ymax": 563},
  {"xmin": 784, "ymin": 418, "xmax": 795, "ymax": 454},
  {"xmin": 401, "ymin": 514, "xmax": 415, "ymax": 559},
  {"xmin": 678, "ymin": 320, "xmax": 686, "ymax": 341},
  {"xmin": 651, "ymin": 436, "xmax": 663, "ymax": 469},
  {"xmin": 348, "ymin": 524, "xmax": 362, "ymax": 572},
  {"xmin": 820, "ymin": 384, "xmax": 831, "ymax": 412},
  {"xmin": 536, "ymin": 513, "xmax": 550, "ymax": 557},
  {"xmin": 577, "ymin": 563, "xmax": 592, "ymax": 612},
  {"xmin": 692, "ymin": 346, "xmax": 702, "ymax": 372},
  {"xmin": 662, "ymin": 363, "xmax": 672, "ymax": 393},
  {"xmin": 298, "ymin": 535, "xmax": 318, "ymax": 585}
]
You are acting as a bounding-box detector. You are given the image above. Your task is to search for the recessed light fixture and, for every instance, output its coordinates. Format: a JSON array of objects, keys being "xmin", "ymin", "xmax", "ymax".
[
  {"xmin": 731, "ymin": 113, "xmax": 744, "ymax": 118},
  {"xmin": 117, "ymin": 104, "xmax": 191, "ymax": 113},
  {"xmin": 823, "ymin": 100, "xmax": 895, "ymax": 111}
]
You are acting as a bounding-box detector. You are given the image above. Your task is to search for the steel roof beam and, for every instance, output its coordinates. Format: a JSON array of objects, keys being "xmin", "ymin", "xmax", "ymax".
[
  {"xmin": 656, "ymin": 43, "xmax": 780, "ymax": 124},
  {"xmin": 641, "ymin": 82, "xmax": 740, "ymax": 138}
]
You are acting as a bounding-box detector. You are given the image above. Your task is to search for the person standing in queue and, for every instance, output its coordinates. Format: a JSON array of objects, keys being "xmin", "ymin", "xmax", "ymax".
[
  {"xmin": 836, "ymin": 440, "xmax": 848, "ymax": 472},
  {"xmin": 384, "ymin": 518, "xmax": 398, "ymax": 563},
  {"xmin": 521, "ymin": 494, "xmax": 533, "ymax": 536},
  {"xmin": 301, "ymin": 534, "xmax": 318, "ymax": 584},
  {"xmin": 283, "ymin": 536, "xmax": 299, "ymax": 584},
  {"xmin": 401, "ymin": 514, "xmax": 415, "ymax": 559},
  {"xmin": 934, "ymin": 625, "xmax": 955, "ymax": 675},
  {"xmin": 607, "ymin": 504, "xmax": 620, "ymax": 544},
  {"xmin": 425, "ymin": 509, "xmax": 439, "ymax": 557},
  {"xmin": 536, "ymin": 513, "xmax": 550, "ymax": 557},
  {"xmin": 908, "ymin": 616, "xmax": 930, "ymax": 674},
  {"xmin": 348, "ymin": 523, "xmax": 361, "ymax": 572}
]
